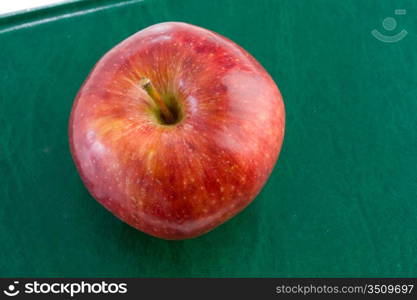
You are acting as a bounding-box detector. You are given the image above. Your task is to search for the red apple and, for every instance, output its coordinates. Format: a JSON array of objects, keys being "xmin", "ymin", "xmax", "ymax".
[{"xmin": 69, "ymin": 22, "xmax": 285, "ymax": 240}]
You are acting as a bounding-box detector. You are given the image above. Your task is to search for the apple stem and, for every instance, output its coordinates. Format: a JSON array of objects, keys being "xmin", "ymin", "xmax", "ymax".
[{"xmin": 139, "ymin": 77, "xmax": 175, "ymax": 123}]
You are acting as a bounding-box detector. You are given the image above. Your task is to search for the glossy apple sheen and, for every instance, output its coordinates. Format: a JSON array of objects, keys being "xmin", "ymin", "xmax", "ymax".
[{"xmin": 69, "ymin": 22, "xmax": 285, "ymax": 240}]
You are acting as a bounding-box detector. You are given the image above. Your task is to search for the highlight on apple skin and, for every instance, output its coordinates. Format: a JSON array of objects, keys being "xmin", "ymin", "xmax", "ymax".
[{"xmin": 69, "ymin": 22, "xmax": 285, "ymax": 240}]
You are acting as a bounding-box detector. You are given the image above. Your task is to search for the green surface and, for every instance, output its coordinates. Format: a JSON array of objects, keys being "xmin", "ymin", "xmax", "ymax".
[{"xmin": 1, "ymin": 0, "xmax": 417, "ymax": 277}]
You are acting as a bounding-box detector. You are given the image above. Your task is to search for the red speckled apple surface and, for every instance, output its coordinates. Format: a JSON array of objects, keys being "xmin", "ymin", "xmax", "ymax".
[{"xmin": 69, "ymin": 22, "xmax": 285, "ymax": 239}]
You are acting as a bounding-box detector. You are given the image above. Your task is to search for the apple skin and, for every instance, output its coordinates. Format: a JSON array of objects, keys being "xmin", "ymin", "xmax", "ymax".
[{"xmin": 69, "ymin": 22, "xmax": 285, "ymax": 240}]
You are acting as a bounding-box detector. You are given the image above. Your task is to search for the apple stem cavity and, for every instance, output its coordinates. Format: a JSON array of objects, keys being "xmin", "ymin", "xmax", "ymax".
[{"xmin": 140, "ymin": 77, "xmax": 176, "ymax": 124}]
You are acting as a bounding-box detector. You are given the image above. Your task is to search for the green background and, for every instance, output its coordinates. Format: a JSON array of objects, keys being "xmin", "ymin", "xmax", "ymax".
[{"xmin": 1, "ymin": 0, "xmax": 417, "ymax": 277}]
